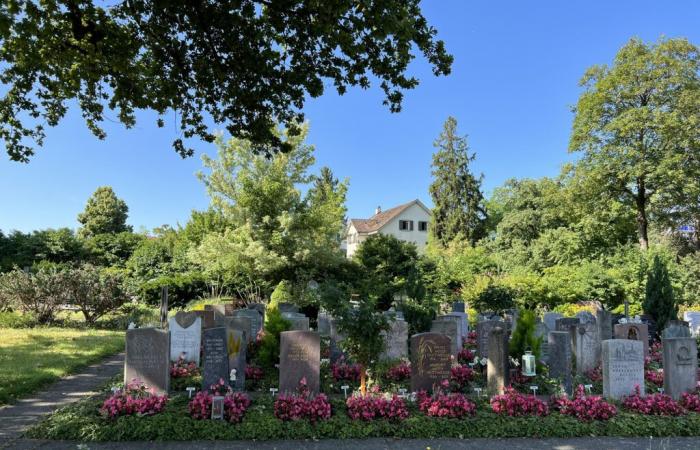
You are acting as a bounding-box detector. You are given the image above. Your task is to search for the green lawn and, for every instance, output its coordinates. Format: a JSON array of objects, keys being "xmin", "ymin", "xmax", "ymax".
[{"xmin": 0, "ymin": 327, "xmax": 124, "ymax": 406}]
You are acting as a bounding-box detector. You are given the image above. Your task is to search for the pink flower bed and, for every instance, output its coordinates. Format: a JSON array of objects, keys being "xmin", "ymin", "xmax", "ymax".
[
  {"xmin": 274, "ymin": 378, "xmax": 332, "ymax": 423},
  {"xmin": 457, "ymin": 348, "xmax": 475, "ymax": 365},
  {"xmin": 188, "ymin": 379, "xmax": 251, "ymax": 423},
  {"xmin": 463, "ymin": 331, "xmax": 478, "ymax": 348},
  {"xmin": 584, "ymin": 365, "xmax": 602, "ymax": 383},
  {"xmin": 551, "ymin": 385, "xmax": 616, "ymax": 421},
  {"xmin": 680, "ymin": 392, "xmax": 700, "ymax": 412},
  {"xmin": 622, "ymin": 386, "xmax": 685, "ymax": 416},
  {"xmin": 645, "ymin": 369, "xmax": 664, "ymax": 387},
  {"xmin": 417, "ymin": 390, "xmax": 477, "ymax": 418},
  {"xmin": 100, "ymin": 379, "xmax": 168, "ymax": 419},
  {"xmin": 491, "ymin": 387, "xmax": 549, "ymax": 417},
  {"xmin": 331, "ymin": 357, "xmax": 361, "ymax": 382},
  {"xmin": 386, "ymin": 361, "xmax": 411, "ymax": 382},
  {"xmin": 245, "ymin": 365, "xmax": 264, "ymax": 381},
  {"xmin": 346, "ymin": 394, "xmax": 409, "ymax": 421},
  {"xmin": 170, "ymin": 354, "xmax": 200, "ymax": 378},
  {"xmin": 449, "ymin": 365, "xmax": 476, "ymax": 390}
]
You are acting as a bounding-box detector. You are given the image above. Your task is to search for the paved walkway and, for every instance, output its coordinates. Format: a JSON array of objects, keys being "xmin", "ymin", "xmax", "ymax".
[
  {"xmin": 0, "ymin": 353, "xmax": 125, "ymax": 449},
  {"xmin": 6, "ymin": 437, "xmax": 700, "ymax": 450}
]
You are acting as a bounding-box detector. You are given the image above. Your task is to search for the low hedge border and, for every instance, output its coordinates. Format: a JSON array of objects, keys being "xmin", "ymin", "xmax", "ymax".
[{"xmin": 26, "ymin": 395, "xmax": 700, "ymax": 441}]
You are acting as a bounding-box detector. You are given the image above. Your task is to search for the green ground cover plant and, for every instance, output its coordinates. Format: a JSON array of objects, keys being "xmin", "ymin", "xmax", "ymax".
[{"xmin": 0, "ymin": 327, "xmax": 124, "ymax": 405}]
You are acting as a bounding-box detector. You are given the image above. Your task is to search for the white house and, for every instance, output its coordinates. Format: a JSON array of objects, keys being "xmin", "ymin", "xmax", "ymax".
[{"xmin": 345, "ymin": 199, "xmax": 432, "ymax": 258}]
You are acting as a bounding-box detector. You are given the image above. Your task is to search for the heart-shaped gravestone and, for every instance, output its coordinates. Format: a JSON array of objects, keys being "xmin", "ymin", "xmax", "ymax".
[{"xmin": 175, "ymin": 311, "xmax": 199, "ymax": 328}]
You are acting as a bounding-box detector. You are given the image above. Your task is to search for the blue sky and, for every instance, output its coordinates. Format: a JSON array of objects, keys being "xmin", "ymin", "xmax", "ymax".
[{"xmin": 1, "ymin": 0, "xmax": 699, "ymax": 233}]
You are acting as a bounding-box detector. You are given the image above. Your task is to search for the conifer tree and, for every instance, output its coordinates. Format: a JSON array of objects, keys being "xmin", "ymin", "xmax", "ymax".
[{"xmin": 644, "ymin": 255, "xmax": 677, "ymax": 333}]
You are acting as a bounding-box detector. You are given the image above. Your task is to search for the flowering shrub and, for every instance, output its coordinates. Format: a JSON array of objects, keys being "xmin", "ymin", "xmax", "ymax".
[
  {"xmin": 551, "ymin": 385, "xmax": 617, "ymax": 421},
  {"xmin": 331, "ymin": 357, "xmax": 361, "ymax": 382},
  {"xmin": 417, "ymin": 390, "xmax": 477, "ymax": 418},
  {"xmin": 491, "ymin": 387, "xmax": 549, "ymax": 417},
  {"xmin": 584, "ymin": 365, "xmax": 602, "ymax": 383},
  {"xmin": 645, "ymin": 369, "xmax": 664, "ymax": 387},
  {"xmin": 463, "ymin": 331, "xmax": 477, "ymax": 349},
  {"xmin": 346, "ymin": 394, "xmax": 409, "ymax": 421},
  {"xmin": 245, "ymin": 365, "xmax": 264, "ymax": 381},
  {"xmin": 449, "ymin": 365, "xmax": 475, "ymax": 391},
  {"xmin": 385, "ymin": 361, "xmax": 411, "ymax": 382},
  {"xmin": 274, "ymin": 378, "xmax": 332, "ymax": 423},
  {"xmin": 100, "ymin": 379, "xmax": 168, "ymax": 419},
  {"xmin": 648, "ymin": 341, "xmax": 663, "ymax": 364},
  {"xmin": 170, "ymin": 354, "xmax": 200, "ymax": 378},
  {"xmin": 188, "ymin": 379, "xmax": 252, "ymax": 423},
  {"xmin": 622, "ymin": 386, "xmax": 686, "ymax": 416},
  {"xmin": 457, "ymin": 348, "xmax": 475, "ymax": 365},
  {"xmin": 680, "ymin": 392, "xmax": 700, "ymax": 412}
]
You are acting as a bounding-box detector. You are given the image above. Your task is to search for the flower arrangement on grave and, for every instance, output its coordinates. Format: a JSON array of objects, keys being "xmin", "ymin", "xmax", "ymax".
[
  {"xmin": 385, "ymin": 360, "xmax": 411, "ymax": 382},
  {"xmin": 245, "ymin": 365, "xmax": 264, "ymax": 381},
  {"xmin": 448, "ymin": 364, "xmax": 476, "ymax": 392},
  {"xmin": 457, "ymin": 348, "xmax": 476, "ymax": 365},
  {"xmin": 100, "ymin": 379, "xmax": 168, "ymax": 419},
  {"xmin": 680, "ymin": 391, "xmax": 700, "ymax": 412},
  {"xmin": 169, "ymin": 353, "xmax": 202, "ymax": 391},
  {"xmin": 648, "ymin": 341, "xmax": 663, "ymax": 364},
  {"xmin": 490, "ymin": 386, "xmax": 549, "ymax": 417},
  {"xmin": 331, "ymin": 356, "xmax": 362, "ymax": 382},
  {"xmin": 273, "ymin": 377, "xmax": 332, "ymax": 423},
  {"xmin": 645, "ymin": 368, "xmax": 664, "ymax": 387},
  {"xmin": 188, "ymin": 378, "xmax": 251, "ymax": 423},
  {"xmin": 550, "ymin": 384, "xmax": 617, "ymax": 421},
  {"xmin": 622, "ymin": 386, "xmax": 685, "ymax": 416},
  {"xmin": 346, "ymin": 392, "xmax": 409, "ymax": 421},
  {"xmin": 416, "ymin": 387, "xmax": 477, "ymax": 418},
  {"xmin": 463, "ymin": 331, "xmax": 478, "ymax": 349}
]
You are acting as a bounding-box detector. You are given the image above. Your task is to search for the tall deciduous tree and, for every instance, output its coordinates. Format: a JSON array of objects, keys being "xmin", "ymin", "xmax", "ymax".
[
  {"xmin": 569, "ymin": 37, "xmax": 700, "ymax": 250},
  {"xmin": 77, "ymin": 186, "xmax": 131, "ymax": 238},
  {"xmin": 429, "ymin": 117, "xmax": 487, "ymax": 246},
  {"xmin": 0, "ymin": 1, "xmax": 452, "ymax": 162}
]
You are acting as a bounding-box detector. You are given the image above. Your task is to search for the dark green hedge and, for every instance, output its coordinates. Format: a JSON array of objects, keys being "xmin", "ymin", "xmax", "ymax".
[{"xmin": 27, "ymin": 395, "xmax": 700, "ymax": 442}]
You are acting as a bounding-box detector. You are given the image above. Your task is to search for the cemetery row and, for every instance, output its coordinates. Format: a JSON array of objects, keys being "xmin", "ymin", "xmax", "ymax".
[{"xmin": 27, "ymin": 302, "xmax": 700, "ymax": 441}]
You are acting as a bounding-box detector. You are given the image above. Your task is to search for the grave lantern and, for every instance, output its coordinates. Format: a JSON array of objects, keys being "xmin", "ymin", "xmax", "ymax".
[{"xmin": 522, "ymin": 350, "xmax": 536, "ymax": 376}]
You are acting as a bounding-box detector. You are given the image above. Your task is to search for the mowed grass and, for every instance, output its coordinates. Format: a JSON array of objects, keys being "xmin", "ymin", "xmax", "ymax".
[{"xmin": 0, "ymin": 328, "xmax": 124, "ymax": 406}]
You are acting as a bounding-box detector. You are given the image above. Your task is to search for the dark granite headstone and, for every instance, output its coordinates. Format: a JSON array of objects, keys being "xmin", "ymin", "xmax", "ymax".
[
  {"xmin": 548, "ymin": 331, "xmax": 572, "ymax": 395},
  {"xmin": 596, "ymin": 310, "xmax": 613, "ymax": 342},
  {"xmin": 202, "ymin": 327, "xmax": 230, "ymax": 390},
  {"xmin": 125, "ymin": 328, "xmax": 170, "ymax": 394},
  {"xmin": 410, "ymin": 332, "xmax": 451, "ymax": 392},
  {"xmin": 279, "ymin": 331, "xmax": 320, "ymax": 394},
  {"xmin": 232, "ymin": 309, "xmax": 262, "ymax": 340},
  {"xmin": 194, "ymin": 310, "xmax": 215, "ymax": 329},
  {"xmin": 452, "ymin": 302, "xmax": 466, "ymax": 313}
]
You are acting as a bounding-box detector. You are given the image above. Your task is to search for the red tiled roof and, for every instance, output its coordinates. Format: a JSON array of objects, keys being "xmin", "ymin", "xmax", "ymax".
[{"xmin": 349, "ymin": 201, "xmax": 417, "ymax": 233}]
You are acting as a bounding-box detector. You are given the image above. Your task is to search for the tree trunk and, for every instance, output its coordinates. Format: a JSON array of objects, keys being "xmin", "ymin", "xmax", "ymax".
[
  {"xmin": 636, "ymin": 179, "xmax": 649, "ymax": 250},
  {"xmin": 360, "ymin": 366, "xmax": 367, "ymax": 395}
]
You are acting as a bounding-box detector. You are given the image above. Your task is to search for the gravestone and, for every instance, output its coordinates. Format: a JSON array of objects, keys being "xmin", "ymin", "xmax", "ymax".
[
  {"xmin": 683, "ymin": 311, "xmax": 700, "ymax": 335},
  {"xmin": 278, "ymin": 303, "xmax": 299, "ymax": 314},
  {"xmin": 410, "ymin": 333, "xmax": 452, "ymax": 392},
  {"xmin": 596, "ymin": 309, "xmax": 613, "ymax": 342},
  {"xmin": 543, "ymin": 312, "xmax": 564, "ymax": 332},
  {"xmin": 573, "ymin": 322, "xmax": 600, "ymax": 375},
  {"xmin": 226, "ymin": 328, "xmax": 246, "ymax": 391},
  {"xmin": 662, "ymin": 337, "xmax": 698, "ymax": 400},
  {"xmin": 640, "ymin": 315, "xmax": 657, "ymax": 342},
  {"xmin": 555, "ymin": 317, "xmax": 580, "ymax": 332},
  {"xmin": 534, "ymin": 321, "xmax": 549, "ymax": 362},
  {"xmin": 159, "ymin": 286, "xmax": 169, "ymax": 329},
  {"xmin": 223, "ymin": 316, "xmax": 250, "ymax": 343},
  {"xmin": 279, "ymin": 330, "xmax": 320, "ymax": 394},
  {"xmin": 614, "ymin": 323, "xmax": 649, "ymax": 355},
  {"xmin": 602, "ymin": 339, "xmax": 644, "ymax": 400},
  {"xmin": 125, "ymin": 328, "xmax": 170, "ymax": 394},
  {"xmin": 431, "ymin": 316, "xmax": 461, "ymax": 356},
  {"xmin": 329, "ymin": 318, "xmax": 346, "ymax": 362},
  {"xmin": 575, "ymin": 311, "xmax": 596, "ymax": 325},
  {"xmin": 380, "ymin": 317, "xmax": 409, "ymax": 360},
  {"xmin": 247, "ymin": 303, "xmax": 266, "ymax": 317},
  {"xmin": 662, "ymin": 320, "xmax": 691, "ymax": 339},
  {"xmin": 202, "ymin": 327, "xmax": 230, "ymax": 390},
  {"xmin": 317, "ymin": 311, "xmax": 332, "ymax": 336},
  {"xmin": 487, "ymin": 326, "xmax": 509, "ymax": 395},
  {"xmin": 452, "ymin": 301, "xmax": 466, "ymax": 313},
  {"xmin": 548, "ymin": 331, "xmax": 572, "ymax": 395},
  {"xmin": 477, "ymin": 320, "xmax": 503, "ymax": 358},
  {"xmin": 448, "ymin": 311, "xmax": 469, "ymax": 341},
  {"xmin": 282, "ymin": 312, "xmax": 310, "ymax": 331},
  {"xmin": 168, "ymin": 314, "xmax": 202, "ymax": 365},
  {"xmin": 195, "ymin": 310, "xmax": 216, "ymax": 329},
  {"xmin": 232, "ymin": 309, "xmax": 262, "ymax": 341}
]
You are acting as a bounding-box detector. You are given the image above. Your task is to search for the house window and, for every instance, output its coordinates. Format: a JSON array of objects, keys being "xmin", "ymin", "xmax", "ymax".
[
  {"xmin": 399, "ymin": 220, "xmax": 414, "ymax": 231},
  {"xmin": 418, "ymin": 221, "xmax": 428, "ymax": 232}
]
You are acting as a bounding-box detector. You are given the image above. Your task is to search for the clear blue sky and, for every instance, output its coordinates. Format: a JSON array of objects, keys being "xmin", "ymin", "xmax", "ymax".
[{"xmin": 1, "ymin": 0, "xmax": 699, "ymax": 233}]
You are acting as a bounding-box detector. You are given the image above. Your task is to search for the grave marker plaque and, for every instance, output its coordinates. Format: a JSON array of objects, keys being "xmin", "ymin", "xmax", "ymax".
[
  {"xmin": 279, "ymin": 330, "xmax": 320, "ymax": 394},
  {"xmin": 226, "ymin": 328, "xmax": 246, "ymax": 391},
  {"xmin": 431, "ymin": 316, "xmax": 461, "ymax": 356},
  {"xmin": 573, "ymin": 322, "xmax": 600, "ymax": 375},
  {"xmin": 125, "ymin": 328, "xmax": 170, "ymax": 394},
  {"xmin": 410, "ymin": 333, "xmax": 451, "ymax": 392},
  {"xmin": 548, "ymin": 331, "xmax": 572, "ymax": 395},
  {"xmin": 169, "ymin": 314, "xmax": 202, "ymax": 365},
  {"xmin": 602, "ymin": 339, "xmax": 644, "ymax": 400},
  {"xmin": 202, "ymin": 327, "xmax": 230, "ymax": 389},
  {"xmin": 380, "ymin": 318, "xmax": 408, "ymax": 360},
  {"xmin": 662, "ymin": 337, "xmax": 698, "ymax": 400},
  {"xmin": 477, "ymin": 320, "xmax": 502, "ymax": 358}
]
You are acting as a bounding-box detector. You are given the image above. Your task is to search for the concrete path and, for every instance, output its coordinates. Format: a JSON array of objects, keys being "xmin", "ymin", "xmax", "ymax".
[
  {"xmin": 6, "ymin": 437, "xmax": 700, "ymax": 450},
  {"xmin": 0, "ymin": 353, "xmax": 124, "ymax": 449}
]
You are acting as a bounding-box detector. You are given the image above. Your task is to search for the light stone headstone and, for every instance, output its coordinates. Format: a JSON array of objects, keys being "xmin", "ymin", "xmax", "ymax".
[
  {"xmin": 247, "ymin": 303, "xmax": 266, "ymax": 319},
  {"xmin": 380, "ymin": 317, "xmax": 408, "ymax": 360},
  {"xmin": 125, "ymin": 328, "xmax": 170, "ymax": 394},
  {"xmin": 169, "ymin": 313, "xmax": 202, "ymax": 365},
  {"xmin": 282, "ymin": 312, "xmax": 310, "ymax": 331},
  {"xmin": 279, "ymin": 330, "xmax": 320, "ymax": 394},
  {"xmin": 226, "ymin": 328, "xmax": 246, "ymax": 391},
  {"xmin": 596, "ymin": 310, "xmax": 613, "ymax": 342},
  {"xmin": 602, "ymin": 339, "xmax": 644, "ymax": 400},
  {"xmin": 410, "ymin": 332, "xmax": 451, "ymax": 392},
  {"xmin": 477, "ymin": 320, "xmax": 503, "ymax": 358},
  {"xmin": 202, "ymin": 327, "xmax": 230, "ymax": 390},
  {"xmin": 683, "ymin": 311, "xmax": 700, "ymax": 336},
  {"xmin": 662, "ymin": 321, "xmax": 692, "ymax": 339},
  {"xmin": 573, "ymin": 322, "xmax": 600, "ymax": 375},
  {"xmin": 232, "ymin": 309, "xmax": 262, "ymax": 341},
  {"xmin": 614, "ymin": 323, "xmax": 649, "ymax": 356},
  {"xmin": 555, "ymin": 317, "xmax": 580, "ymax": 332},
  {"xmin": 431, "ymin": 316, "xmax": 461, "ymax": 356},
  {"xmin": 548, "ymin": 331, "xmax": 572, "ymax": 395},
  {"xmin": 543, "ymin": 312, "xmax": 564, "ymax": 332},
  {"xmin": 278, "ymin": 303, "xmax": 299, "ymax": 314},
  {"xmin": 317, "ymin": 311, "xmax": 332, "ymax": 336},
  {"xmin": 576, "ymin": 311, "xmax": 596, "ymax": 325},
  {"xmin": 662, "ymin": 337, "xmax": 698, "ymax": 400},
  {"xmin": 447, "ymin": 311, "xmax": 469, "ymax": 341},
  {"xmin": 487, "ymin": 326, "xmax": 509, "ymax": 395}
]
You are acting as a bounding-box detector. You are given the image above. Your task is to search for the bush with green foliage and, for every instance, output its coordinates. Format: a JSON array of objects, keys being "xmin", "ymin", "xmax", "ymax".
[
  {"xmin": 137, "ymin": 273, "xmax": 208, "ymax": 309},
  {"xmin": 256, "ymin": 304, "xmax": 291, "ymax": 369},
  {"xmin": 509, "ymin": 310, "xmax": 542, "ymax": 360},
  {"xmin": 644, "ymin": 256, "xmax": 678, "ymax": 334},
  {"xmin": 0, "ymin": 268, "xmax": 65, "ymax": 323},
  {"xmin": 473, "ymin": 284, "xmax": 515, "ymax": 314}
]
